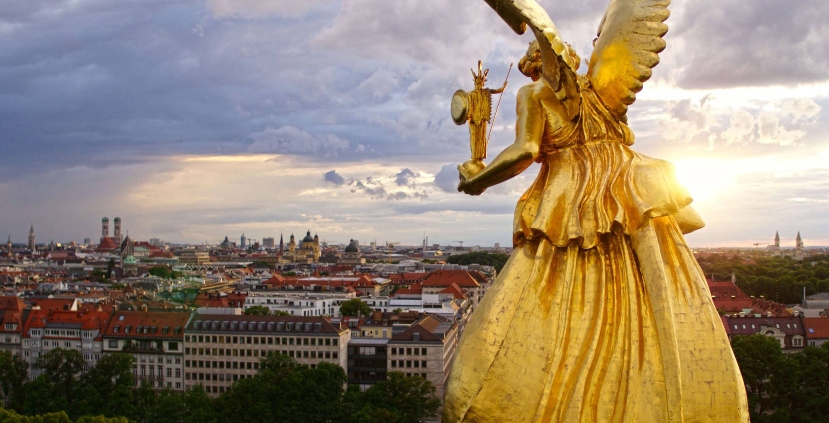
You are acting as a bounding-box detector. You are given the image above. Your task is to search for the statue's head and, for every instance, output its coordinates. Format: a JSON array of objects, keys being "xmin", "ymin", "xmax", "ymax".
[
  {"xmin": 519, "ymin": 41, "xmax": 543, "ymax": 81},
  {"xmin": 471, "ymin": 60, "xmax": 488, "ymax": 89},
  {"xmin": 519, "ymin": 40, "xmax": 581, "ymax": 82}
]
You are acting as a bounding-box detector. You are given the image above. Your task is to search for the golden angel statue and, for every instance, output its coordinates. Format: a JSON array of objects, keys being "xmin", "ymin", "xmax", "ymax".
[
  {"xmin": 452, "ymin": 60, "xmax": 508, "ymax": 175},
  {"xmin": 443, "ymin": 0, "xmax": 750, "ymax": 422}
]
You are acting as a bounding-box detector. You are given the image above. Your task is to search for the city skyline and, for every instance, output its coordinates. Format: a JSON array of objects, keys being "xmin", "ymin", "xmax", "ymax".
[{"xmin": 2, "ymin": 0, "xmax": 828, "ymax": 247}]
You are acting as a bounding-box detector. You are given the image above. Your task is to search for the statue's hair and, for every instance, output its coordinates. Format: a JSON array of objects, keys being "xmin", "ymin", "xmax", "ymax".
[
  {"xmin": 518, "ymin": 40, "xmax": 581, "ymax": 80},
  {"xmin": 518, "ymin": 41, "xmax": 543, "ymax": 79}
]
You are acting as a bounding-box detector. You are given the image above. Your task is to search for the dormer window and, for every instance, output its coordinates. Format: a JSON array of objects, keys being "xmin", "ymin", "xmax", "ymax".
[
  {"xmin": 113, "ymin": 326, "xmax": 120, "ymax": 333},
  {"xmin": 125, "ymin": 326, "xmax": 131, "ymax": 334}
]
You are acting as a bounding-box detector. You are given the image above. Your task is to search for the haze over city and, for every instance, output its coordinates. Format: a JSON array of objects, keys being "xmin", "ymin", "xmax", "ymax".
[{"xmin": 2, "ymin": 0, "xmax": 828, "ymax": 247}]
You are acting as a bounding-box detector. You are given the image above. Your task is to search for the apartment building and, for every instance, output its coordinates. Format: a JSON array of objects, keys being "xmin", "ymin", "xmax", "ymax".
[
  {"xmin": 101, "ymin": 311, "xmax": 192, "ymax": 390},
  {"xmin": 183, "ymin": 315, "xmax": 350, "ymax": 395},
  {"xmin": 0, "ymin": 296, "xmax": 25, "ymax": 355},
  {"xmin": 20, "ymin": 304, "xmax": 111, "ymax": 378},
  {"xmin": 387, "ymin": 314, "xmax": 459, "ymax": 398}
]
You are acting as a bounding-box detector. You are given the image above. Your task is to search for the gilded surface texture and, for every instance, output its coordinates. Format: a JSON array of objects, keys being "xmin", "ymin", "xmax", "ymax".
[{"xmin": 444, "ymin": 0, "xmax": 750, "ymax": 421}]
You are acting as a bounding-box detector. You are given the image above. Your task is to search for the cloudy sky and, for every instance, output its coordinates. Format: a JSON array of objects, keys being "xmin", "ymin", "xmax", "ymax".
[{"xmin": 1, "ymin": 0, "xmax": 828, "ymax": 248}]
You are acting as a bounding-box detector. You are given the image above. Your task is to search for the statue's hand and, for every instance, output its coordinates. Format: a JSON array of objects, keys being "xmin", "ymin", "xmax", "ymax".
[{"xmin": 458, "ymin": 162, "xmax": 485, "ymax": 196}]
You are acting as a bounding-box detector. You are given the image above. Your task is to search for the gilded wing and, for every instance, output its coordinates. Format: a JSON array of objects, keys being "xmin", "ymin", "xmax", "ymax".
[
  {"xmin": 587, "ymin": 0, "xmax": 670, "ymax": 118},
  {"xmin": 483, "ymin": 0, "xmax": 580, "ymax": 119}
]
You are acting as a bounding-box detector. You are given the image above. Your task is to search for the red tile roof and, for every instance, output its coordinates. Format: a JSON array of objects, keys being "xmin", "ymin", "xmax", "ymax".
[
  {"xmin": 725, "ymin": 316, "xmax": 805, "ymax": 337},
  {"xmin": 97, "ymin": 237, "xmax": 119, "ymax": 252},
  {"xmin": 438, "ymin": 283, "xmax": 467, "ymax": 300},
  {"xmin": 26, "ymin": 298, "xmax": 79, "ymax": 311},
  {"xmin": 390, "ymin": 315, "xmax": 455, "ymax": 343},
  {"xmin": 0, "ymin": 296, "xmax": 25, "ymax": 333},
  {"xmin": 22, "ymin": 306, "xmax": 112, "ymax": 338},
  {"xmin": 105, "ymin": 311, "xmax": 191, "ymax": 338},
  {"xmin": 394, "ymin": 283, "xmax": 423, "ymax": 296},
  {"xmin": 421, "ymin": 270, "xmax": 479, "ymax": 288},
  {"xmin": 803, "ymin": 317, "xmax": 829, "ymax": 340}
]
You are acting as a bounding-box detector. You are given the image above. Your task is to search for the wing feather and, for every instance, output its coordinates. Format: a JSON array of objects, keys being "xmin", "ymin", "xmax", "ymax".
[
  {"xmin": 483, "ymin": 0, "xmax": 581, "ymax": 118},
  {"xmin": 587, "ymin": 0, "xmax": 671, "ymax": 117}
]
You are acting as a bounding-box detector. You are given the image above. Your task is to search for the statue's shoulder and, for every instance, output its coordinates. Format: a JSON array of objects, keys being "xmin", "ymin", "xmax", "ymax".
[{"xmin": 517, "ymin": 81, "xmax": 553, "ymax": 102}]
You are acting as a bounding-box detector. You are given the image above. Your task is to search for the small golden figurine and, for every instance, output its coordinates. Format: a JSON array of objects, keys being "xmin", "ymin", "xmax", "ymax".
[{"xmin": 451, "ymin": 61, "xmax": 509, "ymax": 177}]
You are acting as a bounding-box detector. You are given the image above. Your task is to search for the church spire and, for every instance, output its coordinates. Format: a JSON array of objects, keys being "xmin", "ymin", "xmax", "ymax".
[
  {"xmin": 774, "ymin": 231, "xmax": 780, "ymax": 247},
  {"xmin": 28, "ymin": 224, "xmax": 35, "ymax": 251}
]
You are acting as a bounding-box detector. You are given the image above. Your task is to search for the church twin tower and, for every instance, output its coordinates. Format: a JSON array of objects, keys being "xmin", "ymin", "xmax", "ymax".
[{"xmin": 771, "ymin": 231, "xmax": 805, "ymax": 250}]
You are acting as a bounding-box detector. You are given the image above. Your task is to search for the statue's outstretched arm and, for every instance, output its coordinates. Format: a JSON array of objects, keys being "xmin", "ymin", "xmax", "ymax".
[{"xmin": 459, "ymin": 85, "xmax": 543, "ymax": 195}]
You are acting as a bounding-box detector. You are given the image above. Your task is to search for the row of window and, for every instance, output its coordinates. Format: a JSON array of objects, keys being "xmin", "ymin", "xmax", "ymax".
[
  {"xmin": 187, "ymin": 372, "xmax": 253, "ymax": 381},
  {"xmin": 185, "ymin": 334, "xmax": 338, "ymax": 347},
  {"xmin": 391, "ymin": 347, "xmax": 428, "ymax": 356},
  {"xmin": 136, "ymin": 380, "xmax": 181, "ymax": 389},
  {"xmin": 135, "ymin": 355, "xmax": 181, "ymax": 364},
  {"xmin": 132, "ymin": 365, "xmax": 182, "ymax": 378},
  {"xmin": 186, "ymin": 384, "xmax": 233, "ymax": 394},
  {"xmin": 107, "ymin": 340, "xmax": 179, "ymax": 350},
  {"xmin": 390, "ymin": 360, "xmax": 428, "ymax": 369},
  {"xmin": 185, "ymin": 349, "xmax": 338, "ymax": 367},
  {"xmin": 733, "ymin": 323, "xmax": 799, "ymax": 330}
]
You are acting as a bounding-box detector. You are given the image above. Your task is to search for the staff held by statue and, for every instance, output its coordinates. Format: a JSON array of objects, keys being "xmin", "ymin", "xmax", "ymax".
[{"xmin": 451, "ymin": 61, "xmax": 512, "ymax": 177}]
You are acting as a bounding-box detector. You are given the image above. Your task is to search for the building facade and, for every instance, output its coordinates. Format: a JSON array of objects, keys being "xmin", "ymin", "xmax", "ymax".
[
  {"xmin": 183, "ymin": 315, "xmax": 350, "ymax": 395},
  {"xmin": 20, "ymin": 305, "xmax": 111, "ymax": 378},
  {"xmin": 387, "ymin": 314, "xmax": 458, "ymax": 398},
  {"xmin": 102, "ymin": 311, "xmax": 192, "ymax": 390}
]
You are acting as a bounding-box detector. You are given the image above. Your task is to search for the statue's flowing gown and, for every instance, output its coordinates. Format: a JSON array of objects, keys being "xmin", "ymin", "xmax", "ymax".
[{"xmin": 443, "ymin": 79, "xmax": 750, "ymax": 422}]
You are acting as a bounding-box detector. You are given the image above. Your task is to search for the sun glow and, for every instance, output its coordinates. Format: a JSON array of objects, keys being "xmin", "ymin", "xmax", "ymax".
[{"xmin": 671, "ymin": 159, "xmax": 737, "ymax": 204}]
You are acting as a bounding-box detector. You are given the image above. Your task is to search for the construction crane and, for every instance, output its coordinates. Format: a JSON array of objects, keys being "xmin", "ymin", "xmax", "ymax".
[
  {"xmin": 453, "ymin": 240, "xmax": 465, "ymax": 250},
  {"xmin": 385, "ymin": 242, "xmax": 400, "ymax": 263}
]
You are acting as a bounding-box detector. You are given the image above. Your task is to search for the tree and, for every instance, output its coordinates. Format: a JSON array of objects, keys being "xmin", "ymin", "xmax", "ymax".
[
  {"xmin": 77, "ymin": 354, "xmax": 136, "ymax": 419},
  {"xmin": 789, "ymin": 343, "xmax": 829, "ymax": 422},
  {"xmin": 356, "ymin": 372, "xmax": 441, "ymax": 423},
  {"xmin": 0, "ymin": 407, "xmax": 128, "ymax": 423},
  {"xmin": 216, "ymin": 353, "xmax": 347, "ymax": 423},
  {"xmin": 340, "ymin": 298, "xmax": 373, "ymax": 317},
  {"xmin": 731, "ymin": 335, "xmax": 797, "ymax": 420},
  {"xmin": 28, "ymin": 348, "xmax": 87, "ymax": 416},
  {"xmin": 446, "ymin": 252, "xmax": 509, "ymax": 273},
  {"xmin": 0, "ymin": 351, "xmax": 28, "ymax": 409},
  {"xmin": 244, "ymin": 305, "xmax": 271, "ymax": 316},
  {"xmin": 149, "ymin": 266, "xmax": 178, "ymax": 280}
]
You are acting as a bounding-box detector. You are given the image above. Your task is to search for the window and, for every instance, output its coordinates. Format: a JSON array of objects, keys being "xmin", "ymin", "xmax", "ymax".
[
  {"xmin": 108, "ymin": 340, "xmax": 118, "ymax": 348},
  {"xmin": 793, "ymin": 336, "xmax": 803, "ymax": 347}
]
